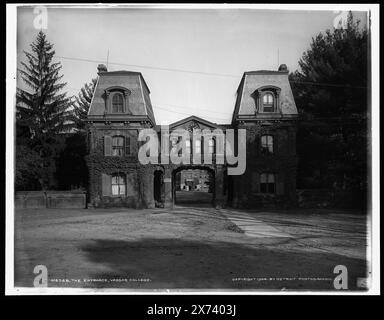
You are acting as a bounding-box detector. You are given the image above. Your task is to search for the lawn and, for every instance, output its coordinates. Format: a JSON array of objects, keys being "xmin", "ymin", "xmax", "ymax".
[{"xmin": 14, "ymin": 206, "xmax": 368, "ymax": 291}]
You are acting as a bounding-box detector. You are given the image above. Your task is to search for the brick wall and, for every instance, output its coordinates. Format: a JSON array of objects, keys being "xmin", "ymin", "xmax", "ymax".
[{"xmin": 231, "ymin": 122, "xmax": 298, "ymax": 208}]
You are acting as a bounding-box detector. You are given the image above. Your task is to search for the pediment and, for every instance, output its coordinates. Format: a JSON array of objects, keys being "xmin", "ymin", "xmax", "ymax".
[{"xmin": 169, "ymin": 115, "xmax": 219, "ymax": 131}]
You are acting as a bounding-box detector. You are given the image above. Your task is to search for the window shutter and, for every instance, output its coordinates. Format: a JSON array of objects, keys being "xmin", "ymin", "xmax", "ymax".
[
  {"xmin": 101, "ymin": 173, "xmax": 112, "ymax": 196},
  {"xmin": 104, "ymin": 135, "xmax": 112, "ymax": 156},
  {"xmin": 125, "ymin": 136, "xmax": 131, "ymax": 156},
  {"xmin": 276, "ymin": 174, "xmax": 285, "ymax": 195}
]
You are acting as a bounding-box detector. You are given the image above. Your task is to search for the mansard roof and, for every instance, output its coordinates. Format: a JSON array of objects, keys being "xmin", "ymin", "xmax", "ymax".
[
  {"xmin": 232, "ymin": 68, "xmax": 298, "ymax": 124},
  {"xmin": 100, "ymin": 70, "xmax": 151, "ymax": 93},
  {"xmin": 87, "ymin": 65, "xmax": 298, "ymax": 128},
  {"xmin": 87, "ymin": 70, "xmax": 156, "ymax": 125}
]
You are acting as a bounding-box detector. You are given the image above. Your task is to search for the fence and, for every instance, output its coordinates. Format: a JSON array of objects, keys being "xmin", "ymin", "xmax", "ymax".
[{"xmin": 15, "ymin": 191, "xmax": 87, "ymax": 209}]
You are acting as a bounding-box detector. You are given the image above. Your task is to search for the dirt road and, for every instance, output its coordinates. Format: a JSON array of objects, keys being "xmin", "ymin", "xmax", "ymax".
[{"xmin": 14, "ymin": 207, "xmax": 368, "ymax": 291}]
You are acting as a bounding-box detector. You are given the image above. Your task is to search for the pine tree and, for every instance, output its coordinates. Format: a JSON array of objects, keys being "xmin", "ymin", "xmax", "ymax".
[
  {"xmin": 16, "ymin": 31, "xmax": 73, "ymax": 189},
  {"xmin": 73, "ymin": 78, "xmax": 97, "ymax": 130},
  {"xmin": 290, "ymin": 12, "xmax": 368, "ymax": 207}
]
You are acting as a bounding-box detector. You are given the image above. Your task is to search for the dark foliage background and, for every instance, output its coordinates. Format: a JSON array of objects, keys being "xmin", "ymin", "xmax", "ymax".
[
  {"xmin": 16, "ymin": 31, "xmax": 91, "ymax": 191},
  {"xmin": 290, "ymin": 12, "xmax": 369, "ymax": 208}
]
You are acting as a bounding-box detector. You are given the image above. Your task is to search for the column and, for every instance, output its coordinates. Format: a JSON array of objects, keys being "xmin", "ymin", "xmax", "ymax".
[
  {"xmin": 163, "ymin": 167, "xmax": 173, "ymax": 208},
  {"xmin": 214, "ymin": 166, "xmax": 225, "ymax": 209},
  {"xmin": 141, "ymin": 169, "xmax": 155, "ymax": 209}
]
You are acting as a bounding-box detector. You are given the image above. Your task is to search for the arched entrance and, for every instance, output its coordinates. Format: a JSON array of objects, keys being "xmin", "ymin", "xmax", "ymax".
[
  {"xmin": 154, "ymin": 169, "xmax": 165, "ymax": 208},
  {"xmin": 172, "ymin": 166, "xmax": 215, "ymax": 207}
]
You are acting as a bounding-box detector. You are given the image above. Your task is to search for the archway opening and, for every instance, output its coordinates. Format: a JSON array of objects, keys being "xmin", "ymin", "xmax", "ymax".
[
  {"xmin": 154, "ymin": 170, "xmax": 164, "ymax": 208},
  {"xmin": 174, "ymin": 167, "xmax": 214, "ymax": 207}
]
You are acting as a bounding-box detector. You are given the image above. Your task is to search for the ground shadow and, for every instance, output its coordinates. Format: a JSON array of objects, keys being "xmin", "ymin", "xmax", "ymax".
[{"xmin": 75, "ymin": 238, "xmax": 367, "ymax": 290}]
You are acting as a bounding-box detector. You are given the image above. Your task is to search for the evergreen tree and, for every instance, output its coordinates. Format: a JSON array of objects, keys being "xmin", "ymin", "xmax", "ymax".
[
  {"xmin": 73, "ymin": 78, "xmax": 97, "ymax": 130},
  {"xmin": 290, "ymin": 12, "xmax": 368, "ymax": 207},
  {"xmin": 16, "ymin": 31, "xmax": 73, "ymax": 189},
  {"xmin": 15, "ymin": 145, "xmax": 44, "ymax": 191}
]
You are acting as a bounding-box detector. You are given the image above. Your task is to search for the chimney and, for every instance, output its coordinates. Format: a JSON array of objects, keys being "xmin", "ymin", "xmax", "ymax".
[
  {"xmin": 278, "ymin": 64, "xmax": 288, "ymax": 72},
  {"xmin": 97, "ymin": 64, "xmax": 107, "ymax": 74}
]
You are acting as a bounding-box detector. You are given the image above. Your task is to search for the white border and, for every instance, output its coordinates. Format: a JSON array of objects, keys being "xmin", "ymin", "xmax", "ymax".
[
  {"xmin": 6, "ymin": 3, "xmax": 16, "ymax": 296},
  {"xmin": 6, "ymin": 3, "xmax": 380, "ymax": 296}
]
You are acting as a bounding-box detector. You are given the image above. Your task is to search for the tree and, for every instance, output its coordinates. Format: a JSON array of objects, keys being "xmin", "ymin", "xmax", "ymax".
[
  {"xmin": 15, "ymin": 145, "xmax": 44, "ymax": 191},
  {"xmin": 290, "ymin": 12, "xmax": 368, "ymax": 207},
  {"xmin": 53, "ymin": 78, "xmax": 97, "ymax": 190},
  {"xmin": 16, "ymin": 31, "xmax": 74, "ymax": 189},
  {"xmin": 73, "ymin": 78, "xmax": 97, "ymax": 130},
  {"xmin": 55, "ymin": 132, "xmax": 89, "ymax": 190}
]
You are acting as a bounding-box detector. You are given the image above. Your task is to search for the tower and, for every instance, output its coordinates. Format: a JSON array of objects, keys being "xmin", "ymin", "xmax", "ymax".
[
  {"xmin": 230, "ymin": 64, "xmax": 298, "ymax": 208},
  {"xmin": 86, "ymin": 65, "xmax": 156, "ymax": 208}
]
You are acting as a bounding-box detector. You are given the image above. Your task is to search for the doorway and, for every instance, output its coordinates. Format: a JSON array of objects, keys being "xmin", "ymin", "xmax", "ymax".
[
  {"xmin": 154, "ymin": 170, "xmax": 164, "ymax": 207},
  {"xmin": 173, "ymin": 167, "xmax": 214, "ymax": 207}
]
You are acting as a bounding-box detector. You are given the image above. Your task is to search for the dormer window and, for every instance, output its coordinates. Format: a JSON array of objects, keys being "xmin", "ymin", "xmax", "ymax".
[
  {"xmin": 104, "ymin": 86, "xmax": 131, "ymax": 114},
  {"xmin": 112, "ymin": 93, "xmax": 124, "ymax": 113},
  {"xmin": 253, "ymin": 86, "xmax": 281, "ymax": 114},
  {"xmin": 262, "ymin": 92, "xmax": 274, "ymax": 112}
]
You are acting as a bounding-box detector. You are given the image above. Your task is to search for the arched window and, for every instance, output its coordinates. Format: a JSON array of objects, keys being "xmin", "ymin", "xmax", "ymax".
[
  {"xmin": 112, "ymin": 93, "xmax": 124, "ymax": 113},
  {"xmin": 208, "ymin": 139, "xmax": 215, "ymax": 154},
  {"xmin": 185, "ymin": 140, "xmax": 191, "ymax": 155},
  {"xmin": 112, "ymin": 136, "xmax": 124, "ymax": 156},
  {"xmin": 170, "ymin": 136, "xmax": 178, "ymax": 154},
  {"xmin": 195, "ymin": 140, "xmax": 201, "ymax": 154},
  {"xmin": 262, "ymin": 92, "xmax": 275, "ymax": 112},
  {"xmin": 261, "ymin": 135, "xmax": 273, "ymax": 154},
  {"xmin": 111, "ymin": 173, "xmax": 126, "ymax": 196},
  {"xmin": 260, "ymin": 173, "xmax": 275, "ymax": 194}
]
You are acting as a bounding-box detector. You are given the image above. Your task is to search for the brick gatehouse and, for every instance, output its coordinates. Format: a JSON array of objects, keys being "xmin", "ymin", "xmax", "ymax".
[{"xmin": 86, "ymin": 64, "xmax": 298, "ymax": 209}]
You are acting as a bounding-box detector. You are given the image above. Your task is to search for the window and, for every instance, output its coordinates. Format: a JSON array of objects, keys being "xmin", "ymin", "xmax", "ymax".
[
  {"xmin": 195, "ymin": 140, "xmax": 201, "ymax": 154},
  {"xmin": 170, "ymin": 137, "xmax": 178, "ymax": 154},
  {"xmin": 208, "ymin": 139, "xmax": 215, "ymax": 154},
  {"xmin": 186, "ymin": 140, "xmax": 191, "ymax": 155},
  {"xmin": 262, "ymin": 93, "xmax": 274, "ymax": 112},
  {"xmin": 112, "ymin": 136, "xmax": 124, "ymax": 156},
  {"xmin": 260, "ymin": 173, "xmax": 275, "ymax": 194},
  {"xmin": 112, "ymin": 173, "xmax": 126, "ymax": 196},
  {"xmin": 261, "ymin": 135, "xmax": 273, "ymax": 154},
  {"xmin": 112, "ymin": 93, "xmax": 124, "ymax": 113}
]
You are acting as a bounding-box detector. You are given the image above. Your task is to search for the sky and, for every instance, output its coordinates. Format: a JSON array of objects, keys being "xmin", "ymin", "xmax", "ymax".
[{"xmin": 16, "ymin": 5, "xmax": 368, "ymax": 125}]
